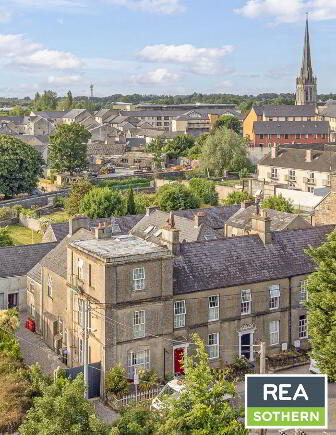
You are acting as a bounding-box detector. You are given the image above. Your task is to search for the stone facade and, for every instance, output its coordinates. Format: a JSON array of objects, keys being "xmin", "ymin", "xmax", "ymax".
[{"xmin": 313, "ymin": 174, "xmax": 336, "ymax": 226}]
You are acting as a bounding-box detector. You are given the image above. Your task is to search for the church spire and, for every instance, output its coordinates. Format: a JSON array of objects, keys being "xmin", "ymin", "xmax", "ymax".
[
  {"xmin": 300, "ymin": 13, "xmax": 313, "ymax": 81},
  {"xmin": 295, "ymin": 13, "xmax": 317, "ymax": 105}
]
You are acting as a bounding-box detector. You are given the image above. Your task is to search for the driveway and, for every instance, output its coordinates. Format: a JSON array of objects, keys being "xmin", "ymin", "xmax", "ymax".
[
  {"xmin": 16, "ymin": 311, "xmax": 65, "ymax": 375},
  {"xmin": 237, "ymin": 364, "xmax": 336, "ymax": 434}
]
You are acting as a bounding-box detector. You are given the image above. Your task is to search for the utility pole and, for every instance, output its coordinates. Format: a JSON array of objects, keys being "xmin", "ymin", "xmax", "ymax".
[
  {"xmin": 257, "ymin": 342, "xmax": 267, "ymax": 435},
  {"xmin": 83, "ymin": 299, "xmax": 89, "ymax": 400}
]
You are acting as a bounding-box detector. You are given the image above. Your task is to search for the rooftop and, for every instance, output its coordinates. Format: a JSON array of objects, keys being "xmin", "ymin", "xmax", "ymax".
[
  {"xmin": 174, "ymin": 225, "xmax": 335, "ymax": 294},
  {"xmin": 70, "ymin": 235, "xmax": 171, "ymax": 263},
  {"xmin": 253, "ymin": 121, "xmax": 329, "ymax": 135},
  {"xmin": 253, "ymin": 104, "xmax": 316, "ymax": 118},
  {"xmin": 258, "ymin": 148, "xmax": 336, "ymax": 171}
]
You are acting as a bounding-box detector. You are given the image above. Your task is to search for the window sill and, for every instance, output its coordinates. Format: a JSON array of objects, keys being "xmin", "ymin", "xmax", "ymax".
[
  {"xmin": 241, "ymin": 312, "xmax": 251, "ymax": 316},
  {"xmin": 208, "ymin": 319, "xmax": 219, "ymax": 323},
  {"xmin": 269, "ymin": 307, "xmax": 280, "ymax": 311}
]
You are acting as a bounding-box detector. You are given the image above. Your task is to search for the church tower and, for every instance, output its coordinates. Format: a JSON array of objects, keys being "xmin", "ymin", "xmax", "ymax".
[{"xmin": 296, "ymin": 15, "xmax": 317, "ymax": 105}]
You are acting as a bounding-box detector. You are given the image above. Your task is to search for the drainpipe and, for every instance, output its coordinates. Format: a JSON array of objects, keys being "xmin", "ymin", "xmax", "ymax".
[{"xmin": 288, "ymin": 277, "xmax": 292, "ymax": 347}]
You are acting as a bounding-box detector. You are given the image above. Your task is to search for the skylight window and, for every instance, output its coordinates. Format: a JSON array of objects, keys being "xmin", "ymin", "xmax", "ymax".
[
  {"xmin": 144, "ymin": 225, "xmax": 155, "ymax": 234},
  {"xmin": 153, "ymin": 229, "xmax": 162, "ymax": 237}
]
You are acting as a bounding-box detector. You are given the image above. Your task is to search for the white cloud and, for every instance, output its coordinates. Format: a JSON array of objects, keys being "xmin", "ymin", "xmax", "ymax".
[
  {"xmin": 131, "ymin": 68, "xmax": 180, "ymax": 84},
  {"xmin": 138, "ymin": 44, "xmax": 234, "ymax": 75},
  {"xmin": 48, "ymin": 74, "xmax": 81, "ymax": 84},
  {"xmin": 13, "ymin": 0, "xmax": 88, "ymax": 8},
  {"xmin": 0, "ymin": 34, "xmax": 83, "ymax": 70},
  {"xmin": 235, "ymin": 0, "xmax": 336, "ymax": 23},
  {"xmin": 106, "ymin": 0, "xmax": 186, "ymax": 14},
  {"xmin": 84, "ymin": 57, "xmax": 135, "ymax": 70}
]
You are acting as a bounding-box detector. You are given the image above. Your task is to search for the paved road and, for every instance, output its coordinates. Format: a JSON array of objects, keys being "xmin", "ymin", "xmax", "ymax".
[{"xmin": 237, "ymin": 364, "xmax": 336, "ymax": 435}]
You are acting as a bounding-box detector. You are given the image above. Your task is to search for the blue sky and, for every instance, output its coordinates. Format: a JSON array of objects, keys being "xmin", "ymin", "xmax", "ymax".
[{"xmin": 0, "ymin": 0, "xmax": 335, "ymax": 98}]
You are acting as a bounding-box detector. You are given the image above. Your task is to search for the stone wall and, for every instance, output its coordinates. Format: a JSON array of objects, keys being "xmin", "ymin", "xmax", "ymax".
[
  {"xmin": 19, "ymin": 214, "xmax": 42, "ymax": 233},
  {"xmin": 0, "ymin": 217, "xmax": 19, "ymax": 227}
]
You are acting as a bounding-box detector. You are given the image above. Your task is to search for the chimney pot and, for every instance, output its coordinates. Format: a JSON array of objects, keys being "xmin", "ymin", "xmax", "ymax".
[{"xmin": 306, "ymin": 149, "xmax": 312, "ymax": 162}]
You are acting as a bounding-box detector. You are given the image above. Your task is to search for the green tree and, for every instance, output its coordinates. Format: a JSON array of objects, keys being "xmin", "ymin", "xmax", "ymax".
[
  {"xmin": 146, "ymin": 137, "xmax": 165, "ymax": 154},
  {"xmin": 163, "ymin": 135, "xmax": 195, "ymax": 159},
  {"xmin": 33, "ymin": 90, "xmax": 57, "ymax": 111},
  {"xmin": 189, "ymin": 178, "xmax": 218, "ymax": 205},
  {"xmin": 200, "ymin": 128, "xmax": 251, "ymax": 176},
  {"xmin": 134, "ymin": 193, "xmax": 158, "ymax": 214},
  {"xmin": 212, "ymin": 115, "xmax": 241, "ymax": 134},
  {"xmin": 105, "ymin": 365, "xmax": 129, "ymax": 398},
  {"xmin": 114, "ymin": 403, "xmax": 159, "ymax": 435},
  {"xmin": 0, "ymin": 136, "xmax": 44, "ymax": 198},
  {"xmin": 67, "ymin": 90, "xmax": 73, "ymax": 108},
  {"xmin": 224, "ymin": 191, "xmax": 254, "ymax": 206},
  {"xmin": 64, "ymin": 179, "xmax": 93, "ymax": 216},
  {"xmin": 157, "ymin": 184, "xmax": 200, "ymax": 211},
  {"xmin": 156, "ymin": 335, "xmax": 247, "ymax": 435},
  {"xmin": 79, "ymin": 187, "xmax": 126, "ymax": 219},
  {"xmin": 305, "ymin": 231, "xmax": 336, "ymax": 381},
  {"xmin": 19, "ymin": 374, "xmax": 110, "ymax": 435},
  {"xmin": 48, "ymin": 123, "xmax": 91, "ymax": 175},
  {"xmin": 0, "ymin": 227, "xmax": 14, "ymax": 247},
  {"xmin": 262, "ymin": 195, "xmax": 294, "ymax": 213},
  {"xmin": 126, "ymin": 187, "xmax": 136, "ymax": 215}
]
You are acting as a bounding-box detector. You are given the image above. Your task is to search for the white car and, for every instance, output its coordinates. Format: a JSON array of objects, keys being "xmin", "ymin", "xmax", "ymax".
[{"xmin": 309, "ymin": 358, "xmax": 321, "ymax": 374}]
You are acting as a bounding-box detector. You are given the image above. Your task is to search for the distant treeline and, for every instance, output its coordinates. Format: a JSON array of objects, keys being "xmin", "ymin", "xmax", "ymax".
[{"xmin": 0, "ymin": 91, "xmax": 335, "ymax": 114}]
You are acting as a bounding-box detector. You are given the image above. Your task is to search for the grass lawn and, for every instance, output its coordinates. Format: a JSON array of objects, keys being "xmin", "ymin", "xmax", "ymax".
[
  {"xmin": 45, "ymin": 210, "xmax": 70, "ymax": 223},
  {"xmin": 7, "ymin": 225, "xmax": 42, "ymax": 245}
]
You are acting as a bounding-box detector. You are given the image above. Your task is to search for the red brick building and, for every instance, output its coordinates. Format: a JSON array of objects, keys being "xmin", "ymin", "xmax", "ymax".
[{"xmin": 252, "ymin": 121, "xmax": 330, "ymax": 147}]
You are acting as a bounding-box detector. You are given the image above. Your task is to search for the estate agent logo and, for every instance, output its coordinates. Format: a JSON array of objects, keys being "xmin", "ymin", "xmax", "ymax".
[{"xmin": 245, "ymin": 374, "xmax": 328, "ymax": 429}]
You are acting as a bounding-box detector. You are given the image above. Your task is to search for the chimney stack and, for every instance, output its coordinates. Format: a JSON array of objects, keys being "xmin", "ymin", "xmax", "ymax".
[
  {"xmin": 271, "ymin": 145, "xmax": 278, "ymax": 159},
  {"xmin": 69, "ymin": 216, "xmax": 89, "ymax": 236},
  {"xmin": 194, "ymin": 212, "xmax": 206, "ymax": 228},
  {"xmin": 305, "ymin": 149, "xmax": 312, "ymax": 162},
  {"xmin": 146, "ymin": 206, "xmax": 159, "ymax": 216},
  {"xmin": 161, "ymin": 227, "xmax": 180, "ymax": 255},
  {"xmin": 251, "ymin": 209, "xmax": 272, "ymax": 245},
  {"xmin": 240, "ymin": 200, "xmax": 254, "ymax": 210}
]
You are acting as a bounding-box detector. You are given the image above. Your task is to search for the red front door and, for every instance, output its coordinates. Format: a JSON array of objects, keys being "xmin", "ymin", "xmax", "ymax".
[{"xmin": 174, "ymin": 348, "xmax": 185, "ymax": 374}]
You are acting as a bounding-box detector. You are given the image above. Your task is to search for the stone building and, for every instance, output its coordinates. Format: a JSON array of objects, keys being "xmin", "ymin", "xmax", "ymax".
[
  {"xmin": 27, "ymin": 215, "xmax": 334, "ymax": 396},
  {"xmin": 313, "ymin": 174, "xmax": 336, "ymax": 226}
]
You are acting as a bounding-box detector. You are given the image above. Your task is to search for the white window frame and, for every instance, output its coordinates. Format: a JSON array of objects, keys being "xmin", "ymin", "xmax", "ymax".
[
  {"xmin": 269, "ymin": 285, "xmax": 280, "ymax": 310},
  {"xmin": 47, "ymin": 275, "xmax": 52, "ymax": 298},
  {"xmin": 299, "ymin": 315, "xmax": 308, "ymax": 339},
  {"xmin": 289, "ymin": 169, "xmax": 296, "ymax": 181},
  {"xmin": 300, "ymin": 280, "xmax": 308, "ymax": 304},
  {"xmin": 241, "ymin": 289, "xmax": 251, "ymax": 315},
  {"xmin": 208, "ymin": 295, "xmax": 219, "ymax": 322},
  {"xmin": 127, "ymin": 349, "xmax": 150, "ymax": 379},
  {"xmin": 133, "ymin": 310, "xmax": 145, "ymax": 339},
  {"xmin": 174, "ymin": 300, "xmax": 186, "ymax": 329},
  {"xmin": 133, "ymin": 267, "xmax": 145, "ymax": 291},
  {"xmin": 77, "ymin": 258, "xmax": 84, "ymax": 280},
  {"xmin": 271, "ymin": 167, "xmax": 278, "ymax": 180},
  {"xmin": 208, "ymin": 333, "xmax": 219, "ymax": 359},
  {"xmin": 270, "ymin": 320, "xmax": 280, "ymax": 345}
]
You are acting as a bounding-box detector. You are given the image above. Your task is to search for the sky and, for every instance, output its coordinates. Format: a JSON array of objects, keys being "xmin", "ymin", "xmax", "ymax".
[{"xmin": 0, "ymin": 0, "xmax": 335, "ymax": 98}]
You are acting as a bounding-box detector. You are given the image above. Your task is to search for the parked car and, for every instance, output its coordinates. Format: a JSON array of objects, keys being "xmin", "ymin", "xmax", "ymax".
[{"xmin": 309, "ymin": 358, "xmax": 321, "ymax": 374}]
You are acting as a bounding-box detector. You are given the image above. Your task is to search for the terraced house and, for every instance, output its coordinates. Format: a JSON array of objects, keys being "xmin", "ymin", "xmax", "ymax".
[{"xmin": 26, "ymin": 213, "xmax": 334, "ymax": 396}]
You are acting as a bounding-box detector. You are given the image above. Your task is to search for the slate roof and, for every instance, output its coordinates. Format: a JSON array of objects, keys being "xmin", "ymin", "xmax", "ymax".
[
  {"xmin": 174, "ymin": 206, "xmax": 240, "ymax": 230},
  {"xmin": 0, "ymin": 242, "xmax": 57, "ymax": 278},
  {"xmin": 319, "ymin": 105, "xmax": 336, "ymax": 119},
  {"xmin": 0, "ymin": 116, "xmax": 25, "ymax": 124},
  {"xmin": 226, "ymin": 206, "xmax": 309, "ymax": 231},
  {"xmin": 253, "ymin": 105, "xmax": 316, "ymax": 118},
  {"xmin": 258, "ymin": 148, "xmax": 336, "ymax": 172},
  {"xmin": 131, "ymin": 210, "xmax": 220, "ymax": 243},
  {"xmin": 253, "ymin": 121, "xmax": 329, "ymax": 135},
  {"xmin": 32, "ymin": 111, "xmax": 66, "ymax": 119},
  {"xmin": 64, "ymin": 109, "xmax": 87, "ymax": 119},
  {"xmin": 27, "ymin": 262, "xmax": 43, "ymax": 284},
  {"xmin": 126, "ymin": 138, "xmax": 146, "ymax": 148},
  {"xmin": 40, "ymin": 228, "xmax": 94, "ymax": 279},
  {"xmin": 173, "ymin": 225, "xmax": 335, "ymax": 294},
  {"xmin": 43, "ymin": 215, "xmax": 144, "ymax": 242}
]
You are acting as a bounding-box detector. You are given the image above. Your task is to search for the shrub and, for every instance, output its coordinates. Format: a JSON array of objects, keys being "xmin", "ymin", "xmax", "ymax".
[
  {"xmin": 134, "ymin": 193, "xmax": 158, "ymax": 214},
  {"xmin": 224, "ymin": 191, "xmax": 254, "ymax": 205},
  {"xmin": 157, "ymin": 183, "xmax": 200, "ymax": 211},
  {"xmin": 0, "ymin": 227, "xmax": 14, "ymax": 247},
  {"xmin": 189, "ymin": 178, "xmax": 218, "ymax": 205},
  {"xmin": 79, "ymin": 187, "xmax": 126, "ymax": 219},
  {"xmin": 0, "ymin": 207, "xmax": 12, "ymax": 220},
  {"xmin": 263, "ymin": 195, "xmax": 294, "ymax": 213},
  {"xmin": 138, "ymin": 368, "xmax": 159, "ymax": 392},
  {"xmin": 53, "ymin": 196, "xmax": 66, "ymax": 208},
  {"xmin": 105, "ymin": 365, "xmax": 129, "ymax": 398}
]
